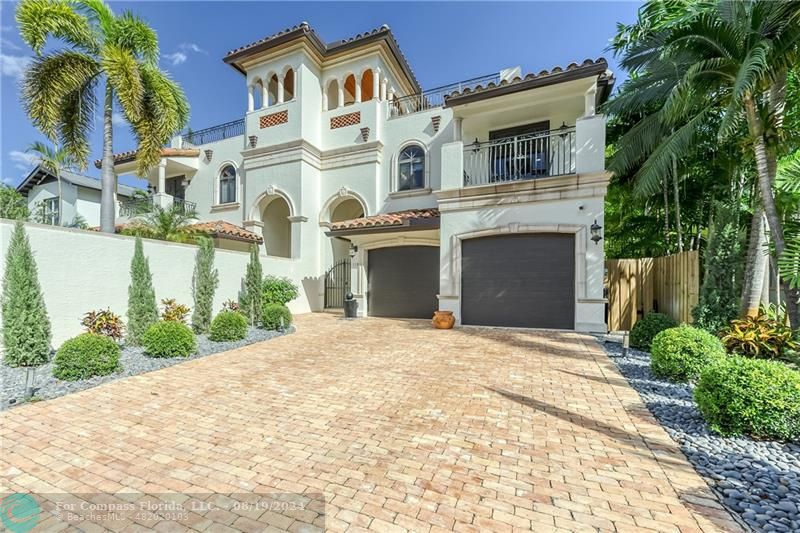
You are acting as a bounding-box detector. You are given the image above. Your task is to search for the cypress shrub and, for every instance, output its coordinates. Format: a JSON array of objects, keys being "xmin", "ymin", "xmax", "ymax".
[
  {"xmin": 239, "ymin": 244, "xmax": 263, "ymax": 326},
  {"xmin": 1, "ymin": 221, "xmax": 51, "ymax": 366},
  {"xmin": 191, "ymin": 237, "xmax": 218, "ymax": 333},
  {"xmin": 127, "ymin": 237, "xmax": 158, "ymax": 345}
]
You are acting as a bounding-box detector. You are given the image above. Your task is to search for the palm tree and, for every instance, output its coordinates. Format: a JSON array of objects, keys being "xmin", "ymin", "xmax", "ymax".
[
  {"xmin": 26, "ymin": 141, "xmax": 75, "ymax": 226},
  {"xmin": 123, "ymin": 203, "xmax": 199, "ymax": 243},
  {"xmin": 607, "ymin": 0, "xmax": 800, "ymax": 325},
  {"xmin": 16, "ymin": 0, "xmax": 189, "ymax": 234}
]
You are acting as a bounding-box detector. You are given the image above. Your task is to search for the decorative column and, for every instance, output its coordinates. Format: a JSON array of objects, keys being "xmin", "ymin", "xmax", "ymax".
[
  {"xmin": 247, "ymin": 85, "xmax": 254, "ymax": 112},
  {"xmin": 261, "ymin": 82, "xmax": 268, "ymax": 109},
  {"xmin": 337, "ymin": 83, "xmax": 345, "ymax": 108},
  {"xmin": 387, "ymin": 87, "xmax": 395, "ymax": 101},
  {"xmin": 158, "ymin": 160, "xmax": 166, "ymax": 193},
  {"xmin": 453, "ymin": 117, "xmax": 463, "ymax": 141},
  {"xmin": 322, "ymin": 86, "xmax": 328, "ymax": 111},
  {"xmin": 373, "ymin": 69, "xmax": 381, "ymax": 100},
  {"xmin": 584, "ymin": 85, "xmax": 597, "ymax": 117},
  {"xmin": 380, "ymin": 78, "xmax": 387, "ymax": 101},
  {"xmin": 355, "ymin": 82, "xmax": 361, "ymax": 103},
  {"xmin": 277, "ymin": 77, "xmax": 285, "ymax": 104}
]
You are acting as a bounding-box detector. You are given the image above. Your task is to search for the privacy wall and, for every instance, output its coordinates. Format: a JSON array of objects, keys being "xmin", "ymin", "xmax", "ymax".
[{"xmin": 0, "ymin": 220, "xmax": 317, "ymax": 347}]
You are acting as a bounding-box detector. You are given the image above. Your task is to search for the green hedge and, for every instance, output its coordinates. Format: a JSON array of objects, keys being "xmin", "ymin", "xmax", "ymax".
[
  {"xmin": 261, "ymin": 303, "xmax": 292, "ymax": 330},
  {"xmin": 262, "ymin": 275, "xmax": 299, "ymax": 305},
  {"xmin": 630, "ymin": 312, "xmax": 678, "ymax": 350},
  {"xmin": 650, "ymin": 326, "xmax": 726, "ymax": 382},
  {"xmin": 142, "ymin": 320, "xmax": 196, "ymax": 358},
  {"xmin": 53, "ymin": 333, "xmax": 120, "ymax": 381},
  {"xmin": 209, "ymin": 310, "xmax": 248, "ymax": 342},
  {"xmin": 694, "ymin": 356, "xmax": 800, "ymax": 441}
]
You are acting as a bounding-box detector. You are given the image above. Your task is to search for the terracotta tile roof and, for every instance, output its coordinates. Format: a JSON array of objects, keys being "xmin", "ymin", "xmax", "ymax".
[
  {"xmin": 329, "ymin": 208, "xmax": 440, "ymax": 232},
  {"xmin": 93, "ymin": 148, "xmax": 200, "ymax": 169},
  {"xmin": 444, "ymin": 58, "xmax": 613, "ymax": 106},
  {"xmin": 223, "ymin": 22, "xmax": 421, "ymax": 92},
  {"xmin": 98, "ymin": 220, "xmax": 263, "ymax": 244}
]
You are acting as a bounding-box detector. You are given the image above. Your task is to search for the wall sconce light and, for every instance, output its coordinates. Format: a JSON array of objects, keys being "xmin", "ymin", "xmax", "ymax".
[
  {"xmin": 248, "ymin": 135, "xmax": 258, "ymax": 148},
  {"xmin": 349, "ymin": 243, "xmax": 358, "ymax": 258},
  {"xmin": 204, "ymin": 149, "xmax": 213, "ymax": 162},
  {"xmin": 590, "ymin": 219, "xmax": 603, "ymax": 245}
]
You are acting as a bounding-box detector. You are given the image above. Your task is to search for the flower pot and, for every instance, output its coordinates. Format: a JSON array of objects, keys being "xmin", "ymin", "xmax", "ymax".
[{"xmin": 432, "ymin": 310, "xmax": 455, "ymax": 329}]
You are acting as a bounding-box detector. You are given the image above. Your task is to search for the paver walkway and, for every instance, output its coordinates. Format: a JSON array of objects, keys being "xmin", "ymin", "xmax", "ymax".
[{"xmin": 1, "ymin": 314, "xmax": 741, "ymax": 532}]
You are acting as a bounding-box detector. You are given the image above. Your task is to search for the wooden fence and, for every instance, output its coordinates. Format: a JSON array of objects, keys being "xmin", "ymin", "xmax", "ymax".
[{"xmin": 607, "ymin": 250, "xmax": 700, "ymax": 331}]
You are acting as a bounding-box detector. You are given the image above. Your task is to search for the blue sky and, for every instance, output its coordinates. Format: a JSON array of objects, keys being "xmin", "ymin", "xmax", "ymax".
[{"xmin": 0, "ymin": 1, "xmax": 641, "ymax": 188}]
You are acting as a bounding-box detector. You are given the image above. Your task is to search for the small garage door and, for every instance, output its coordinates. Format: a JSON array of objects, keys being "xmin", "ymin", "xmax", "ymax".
[
  {"xmin": 462, "ymin": 233, "xmax": 575, "ymax": 329},
  {"xmin": 368, "ymin": 246, "xmax": 439, "ymax": 319}
]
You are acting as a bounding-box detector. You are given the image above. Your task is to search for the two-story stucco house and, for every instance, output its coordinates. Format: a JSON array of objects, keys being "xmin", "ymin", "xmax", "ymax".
[{"xmin": 102, "ymin": 22, "xmax": 614, "ymax": 331}]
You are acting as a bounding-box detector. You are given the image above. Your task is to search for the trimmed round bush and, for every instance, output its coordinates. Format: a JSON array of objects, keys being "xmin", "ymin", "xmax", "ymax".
[
  {"xmin": 630, "ymin": 312, "xmax": 678, "ymax": 350},
  {"xmin": 261, "ymin": 303, "xmax": 292, "ymax": 330},
  {"xmin": 209, "ymin": 310, "xmax": 248, "ymax": 342},
  {"xmin": 694, "ymin": 356, "xmax": 800, "ymax": 441},
  {"xmin": 142, "ymin": 320, "xmax": 196, "ymax": 358},
  {"xmin": 53, "ymin": 333, "xmax": 120, "ymax": 381},
  {"xmin": 650, "ymin": 325, "xmax": 726, "ymax": 382}
]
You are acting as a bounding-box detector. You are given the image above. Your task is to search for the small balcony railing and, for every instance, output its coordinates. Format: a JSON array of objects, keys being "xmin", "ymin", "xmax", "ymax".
[
  {"xmin": 180, "ymin": 119, "xmax": 245, "ymax": 147},
  {"xmin": 390, "ymin": 73, "xmax": 501, "ymax": 118},
  {"xmin": 463, "ymin": 127, "xmax": 576, "ymax": 187},
  {"xmin": 119, "ymin": 196, "xmax": 197, "ymax": 217}
]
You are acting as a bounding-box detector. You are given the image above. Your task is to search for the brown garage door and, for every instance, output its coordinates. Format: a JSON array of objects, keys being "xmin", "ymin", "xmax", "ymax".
[
  {"xmin": 461, "ymin": 233, "xmax": 575, "ymax": 329},
  {"xmin": 368, "ymin": 246, "xmax": 439, "ymax": 319}
]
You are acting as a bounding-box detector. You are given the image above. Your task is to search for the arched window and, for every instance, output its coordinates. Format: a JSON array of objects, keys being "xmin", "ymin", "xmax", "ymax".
[
  {"xmin": 218, "ymin": 165, "xmax": 237, "ymax": 204},
  {"xmin": 327, "ymin": 79, "xmax": 339, "ymax": 110},
  {"xmin": 360, "ymin": 70, "xmax": 374, "ymax": 101},
  {"xmin": 343, "ymin": 74, "xmax": 356, "ymax": 105},
  {"xmin": 283, "ymin": 68, "xmax": 295, "ymax": 101},
  {"xmin": 397, "ymin": 145, "xmax": 425, "ymax": 191}
]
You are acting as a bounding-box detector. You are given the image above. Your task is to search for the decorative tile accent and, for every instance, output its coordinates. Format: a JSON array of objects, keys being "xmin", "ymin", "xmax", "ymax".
[
  {"xmin": 259, "ymin": 110, "xmax": 288, "ymax": 129},
  {"xmin": 360, "ymin": 127, "xmax": 370, "ymax": 142},
  {"xmin": 330, "ymin": 111, "xmax": 361, "ymax": 129},
  {"xmin": 431, "ymin": 115, "xmax": 441, "ymax": 133}
]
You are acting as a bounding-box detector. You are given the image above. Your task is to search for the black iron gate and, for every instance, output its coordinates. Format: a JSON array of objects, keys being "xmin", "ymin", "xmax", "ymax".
[{"xmin": 324, "ymin": 259, "xmax": 351, "ymax": 309}]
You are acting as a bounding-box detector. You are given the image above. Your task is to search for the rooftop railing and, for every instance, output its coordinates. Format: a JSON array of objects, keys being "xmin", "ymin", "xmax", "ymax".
[
  {"xmin": 180, "ymin": 119, "xmax": 245, "ymax": 147},
  {"xmin": 389, "ymin": 73, "xmax": 501, "ymax": 118},
  {"xmin": 463, "ymin": 127, "xmax": 576, "ymax": 187}
]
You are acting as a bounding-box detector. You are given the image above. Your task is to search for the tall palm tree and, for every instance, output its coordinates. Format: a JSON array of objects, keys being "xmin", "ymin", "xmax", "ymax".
[
  {"xmin": 26, "ymin": 141, "xmax": 75, "ymax": 226},
  {"xmin": 607, "ymin": 0, "xmax": 800, "ymax": 325},
  {"xmin": 16, "ymin": 0, "xmax": 189, "ymax": 234}
]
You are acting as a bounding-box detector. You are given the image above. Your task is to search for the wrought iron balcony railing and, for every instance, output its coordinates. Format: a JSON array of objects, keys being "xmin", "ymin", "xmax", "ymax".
[
  {"xmin": 119, "ymin": 196, "xmax": 197, "ymax": 217},
  {"xmin": 181, "ymin": 119, "xmax": 245, "ymax": 147},
  {"xmin": 389, "ymin": 73, "xmax": 501, "ymax": 118},
  {"xmin": 463, "ymin": 127, "xmax": 576, "ymax": 187}
]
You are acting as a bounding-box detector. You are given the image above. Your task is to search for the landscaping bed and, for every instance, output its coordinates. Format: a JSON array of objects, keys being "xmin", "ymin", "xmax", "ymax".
[
  {"xmin": 601, "ymin": 340, "xmax": 800, "ymax": 532},
  {"xmin": 1, "ymin": 326, "xmax": 292, "ymax": 409}
]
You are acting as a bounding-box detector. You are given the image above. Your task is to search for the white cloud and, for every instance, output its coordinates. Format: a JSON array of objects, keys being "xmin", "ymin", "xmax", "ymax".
[
  {"xmin": 112, "ymin": 112, "xmax": 126, "ymax": 126},
  {"xmin": 9, "ymin": 150, "xmax": 40, "ymax": 171},
  {"xmin": 2, "ymin": 37, "xmax": 21, "ymax": 51},
  {"xmin": 163, "ymin": 51, "xmax": 187, "ymax": 66},
  {"xmin": 0, "ymin": 54, "xmax": 31, "ymax": 79},
  {"xmin": 178, "ymin": 42, "xmax": 205, "ymax": 54}
]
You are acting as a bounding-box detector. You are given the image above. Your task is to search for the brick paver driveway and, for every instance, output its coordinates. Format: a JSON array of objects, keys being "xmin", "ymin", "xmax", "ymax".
[{"xmin": 1, "ymin": 314, "xmax": 740, "ymax": 532}]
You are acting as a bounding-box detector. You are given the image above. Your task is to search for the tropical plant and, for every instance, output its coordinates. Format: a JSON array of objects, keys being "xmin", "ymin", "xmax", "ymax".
[
  {"xmin": 191, "ymin": 237, "xmax": 218, "ymax": 333},
  {"xmin": 1, "ymin": 221, "xmax": 51, "ymax": 366},
  {"xmin": 16, "ymin": 0, "xmax": 189, "ymax": 233},
  {"xmin": 261, "ymin": 303, "xmax": 292, "ymax": 331},
  {"xmin": 53, "ymin": 333, "xmax": 120, "ymax": 380},
  {"xmin": 81, "ymin": 308, "xmax": 124, "ymax": 340},
  {"xmin": 630, "ymin": 312, "xmax": 677, "ymax": 350},
  {"xmin": 694, "ymin": 356, "xmax": 800, "ymax": 441},
  {"xmin": 720, "ymin": 310, "xmax": 799, "ymax": 358},
  {"xmin": 222, "ymin": 299, "xmax": 240, "ymax": 313},
  {"xmin": 239, "ymin": 244, "xmax": 263, "ymax": 325},
  {"xmin": 650, "ymin": 325, "xmax": 726, "ymax": 382},
  {"xmin": 122, "ymin": 203, "xmax": 198, "ymax": 243},
  {"xmin": 142, "ymin": 320, "xmax": 196, "ymax": 358},
  {"xmin": 262, "ymin": 275, "xmax": 299, "ymax": 305},
  {"xmin": 209, "ymin": 310, "xmax": 248, "ymax": 342},
  {"xmin": 64, "ymin": 213, "xmax": 89, "ymax": 229},
  {"xmin": 692, "ymin": 201, "xmax": 741, "ymax": 333},
  {"xmin": 127, "ymin": 237, "xmax": 158, "ymax": 345},
  {"xmin": 0, "ymin": 185, "xmax": 30, "ymax": 220},
  {"xmin": 160, "ymin": 298, "xmax": 190, "ymax": 323},
  {"xmin": 27, "ymin": 141, "xmax": 75, "ymax": 226}
]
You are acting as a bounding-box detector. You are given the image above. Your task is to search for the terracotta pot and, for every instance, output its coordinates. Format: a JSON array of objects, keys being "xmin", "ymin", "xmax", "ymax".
[{"xmin": 432, "ymin": 310, "xmax": 455, "ymax": 329}]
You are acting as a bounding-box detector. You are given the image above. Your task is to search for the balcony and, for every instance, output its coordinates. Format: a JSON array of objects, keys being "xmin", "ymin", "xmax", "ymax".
[
  {"xmin": 119, "ymin": 196, "xmax": 197, "ymax": 218},
  {"xmin": 462, "ymin": 127, "xmax": 576, "ymax": 186},
  {"xmin": 389, "ymin": 73, "xmax": 501, "ymax": 118},
  {"xmin": 180, "ymin": 119, "xmax": 245, "ymax": 147}
]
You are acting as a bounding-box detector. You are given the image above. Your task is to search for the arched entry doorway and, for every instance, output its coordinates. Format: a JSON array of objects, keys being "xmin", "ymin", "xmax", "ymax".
[
  {"xmin": 321, "ymin": 195, "xmax": 366, "ymax": 309},
  {"xmin": 261, "ymin": 196, "xmax": 292, "ymax": 258}
]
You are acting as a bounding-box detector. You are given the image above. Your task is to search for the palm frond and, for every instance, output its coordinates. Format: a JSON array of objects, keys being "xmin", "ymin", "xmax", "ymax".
[
  {"xmin": 718, "ymin": 41, "xmax": 771, "ymax": 138},
  {"xmin": 22, "ymin": 51, "xmax": 100, "ymax": 141},
  {"xmin": 16, "ymin": 0, "xmax": 97, "ymax": 54},
  {"xmin": 58, "ymin": 75, "xmax": 99, "ymax": 168},
  {"xmin": 102, "ymin": 44, "xmax": 143, "ymax": 122},
  {"xmin": 75, "ymin": 0, "xmax": 115, "ymax": 37},
  {"xmin": 107, "ymin": 11, "xmax": 159, "ymax": 65}
]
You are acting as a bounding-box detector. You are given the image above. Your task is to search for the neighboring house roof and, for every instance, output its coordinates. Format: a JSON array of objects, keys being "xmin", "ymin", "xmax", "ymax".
[
  {"xmin": 106, "ymin": 220, "xmax": 263, "ymax": 244},
  {"xmin": 93, "ymin": 148, "xmax": 200, "ymax": 169},
  {"xmin": 444, "ymin": 58, "xmax": 614, "ymax": 108},
  {"xmin": 16, "ymin": 164, "xmax": 139, "ymax": 197},
  {"xmin": 328, "ymin": 208, "xmax": 440, "ymax": 235},
  {"xmin": 223, "ymin": 22, "xmax": 422, "ymax": 93}
]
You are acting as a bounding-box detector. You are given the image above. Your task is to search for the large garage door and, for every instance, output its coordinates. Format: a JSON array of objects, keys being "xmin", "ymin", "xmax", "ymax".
[
  {"xmin": 368, "ymin": 246, "xmax": 439, "ymax": 319},
  {"xmin": 462, "ymin": 233, "xmax": 575, "ymax": 329}
]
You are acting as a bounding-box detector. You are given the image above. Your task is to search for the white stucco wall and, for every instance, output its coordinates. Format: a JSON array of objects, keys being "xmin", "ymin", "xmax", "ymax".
[{"xmin": 0, "ymin": 220, "xmax": 318, "ymax": 347}]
